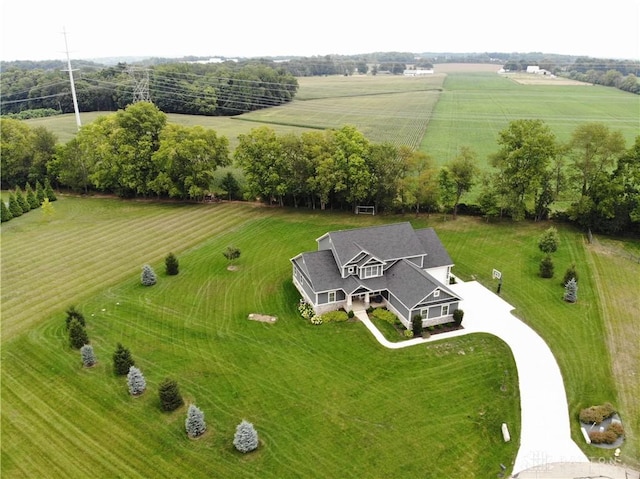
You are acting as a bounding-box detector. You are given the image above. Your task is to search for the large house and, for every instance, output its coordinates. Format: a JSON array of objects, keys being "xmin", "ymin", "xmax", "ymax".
[{"xmin": 291, "ymin": 222, "xmax": 462, "ymax": 329}]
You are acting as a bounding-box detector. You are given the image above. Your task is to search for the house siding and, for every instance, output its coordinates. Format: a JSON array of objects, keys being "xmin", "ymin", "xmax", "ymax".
[{"xmin": 318, "ymin": 290, "xmax": 346, "ymax": 305}]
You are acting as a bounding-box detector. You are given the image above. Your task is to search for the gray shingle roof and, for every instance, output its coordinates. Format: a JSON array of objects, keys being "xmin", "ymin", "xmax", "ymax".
[
  {"xmin": 415, "ymin": 228, "xmax": 453, "ymax": 268},
  {"xmin": 324, "ymin": 222, "xmax": 425, "ymax": 268}
]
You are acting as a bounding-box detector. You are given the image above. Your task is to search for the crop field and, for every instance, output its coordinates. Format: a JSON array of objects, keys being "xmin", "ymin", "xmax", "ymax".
[
  {"xmin": 2, "ymin": 197, "xmax": 638, "ymax": 476},
  {"xmin": 421, "ymin": 72, "xmax": 640, "ymax": 168},
  {"xmin": 26, "ymin": 67, "xmax": 638, "ymax": 163}
]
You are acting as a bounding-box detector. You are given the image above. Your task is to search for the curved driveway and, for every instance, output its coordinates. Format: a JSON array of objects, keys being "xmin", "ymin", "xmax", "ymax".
[{"xmin": 354, "ymin": 279, "xmax": 588, "ymax": 475}]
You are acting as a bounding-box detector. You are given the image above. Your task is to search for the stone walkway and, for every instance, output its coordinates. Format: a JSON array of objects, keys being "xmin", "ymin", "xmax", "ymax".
[{"xmin": 353, "ymin": 279, "xmax": 589, "ymax": 476}]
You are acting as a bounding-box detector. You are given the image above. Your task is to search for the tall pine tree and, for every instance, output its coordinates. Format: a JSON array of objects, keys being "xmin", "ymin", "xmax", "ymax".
[
  {"xmin": 68, "ymin": 318, "xmax": 89, "ymax": 349},
  {"xmin": 185, "ymin": 404, "xmax": 207, "ymax": 438},
  {"xmin": 1, "ymin": 200, "xmax": 12, "ymax": 222},
  {"xmin": 8, "ymin": 193, "xmax": 23, "ymax": 217},
  {"xmin": 158, "ymin": 378, "xmax": 184, "ymax": 411},
  {"xmin": 113, "ymin": 343, "xmax": 135, "ymax": 375},
  {"xmin": 80, "ymin": 344, "xmax": 97, "ymax": 367},
  {"xmin": 233, "ymin": 419, "xmax": 259, "ymax": 453},
  {"xmin": 127, "ymin": 366, "xmax": 147, "ymax": 395}
]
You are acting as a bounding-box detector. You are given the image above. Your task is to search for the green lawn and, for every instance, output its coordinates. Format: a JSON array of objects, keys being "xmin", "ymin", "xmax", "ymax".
[
  {"xmin": 1, "ymin": 199, "xmax": 519, "ymax": 478},
  {"xmin": 2, "ymin": 197, "xmax": 638, "ymax": 476}
]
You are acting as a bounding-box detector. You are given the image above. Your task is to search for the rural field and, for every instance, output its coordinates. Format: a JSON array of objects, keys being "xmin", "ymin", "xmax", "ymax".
[
  {"xmin": 8, "ymin": 65, "xmax": 640, "ymax": 475},
  {"xmin": 1, "ymin": 197, "xmax": 639, "ymax": 477}
]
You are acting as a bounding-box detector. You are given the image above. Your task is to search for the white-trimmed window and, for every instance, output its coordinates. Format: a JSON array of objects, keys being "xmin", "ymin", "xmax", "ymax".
[
  {"xmin": 420, "ymin": 308, "xmax": 428, "ymax": 319},
  {"xmin": 442, "ymin": 304, "xmax": 449, "ymax": 316},
  {"xmin": 361, "ymin": 264, "xmax": 382, "ymax": 279},
  {"xmin": 433, "ymin": 289, "xmax": 440, "ymax": 298},
  {"xmin": 328, "ymin": 291, "xmax": 336, "ymax": 303}
]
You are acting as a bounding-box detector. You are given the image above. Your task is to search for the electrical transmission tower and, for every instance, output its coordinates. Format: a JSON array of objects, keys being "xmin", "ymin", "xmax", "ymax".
[{"xmin": 128, "ymin": 66, "xmax": 151, "ymax": 103}]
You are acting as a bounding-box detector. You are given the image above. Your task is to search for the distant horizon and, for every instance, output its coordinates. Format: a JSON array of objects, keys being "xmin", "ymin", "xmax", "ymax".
[{"xmin": 3, "ymin": 50, "xmax": 638, "ymax": 65}]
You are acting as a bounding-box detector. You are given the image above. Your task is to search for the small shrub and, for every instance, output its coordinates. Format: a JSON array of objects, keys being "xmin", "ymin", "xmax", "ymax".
[
  {"xmin": 127, "ymin": 366, "xmax": 146, "ymax": 396},
  {"xmin": 80, "ymin": 344, "xmax": 96, "ymax": 367},
  {"xmin": 320, "ymin": 310, "xmax": 349, "ymax": 323},
  {"xmin": 233, "ymin": 419, "xmax": 259, "ymax": 453},
  {"xmin": 579, "ymin": 403, "xmax": 615, "ymax": 424},
  {"xmin": 609, "ymin": 421, "xmax": 624, "ymax": 437},
  {"xmin": 185, "ymin": 404, "xmax": 207, "ymax": 438},
  {"xmin": 411, "ymin": 315, "xmax": 422, "ymax": 337},
  {"xmin": 403, "ymin": 329, "xmax": 414, "ymax": 338},
  {"xmin": 165, "ymin": 252, "xmax": 179, "ymax": 275},
  {"xmin": 68, "ymin": 318, "xmax": 89, "ymax": 349},
  {"xmin": 159, "ymin": 378, "xmax": 184, "ymax": 412},
  {"xmin": 141, "ymin": 264, "xmax": 157, "ymax": 286},
  {"xmin": 297, "ymin": 300, "xmax": 314, "ymax": 320},
  {"xmin": 589, "ymin": 429, "xmax": 618, "ymax": 444},
  {"xmin": 113, "ymin": 343, "xmax": 135, "ymax": 376},
  {"xmin": 347, "ymin": 310, "xmax": 355, "ymax": 319},
  {"xmin": 452, "ymin": 309, "xmax": 464, "ymax": 326},
  {"xmin": 370, "ymin": 308, "xmax": 398, "ymax": 325},
  {"xmin": 310, "ymin": 315, "xmax": 323, "ymax": 325},
  {"xmin": 539, "ymin": 255, "xmax": 554, "ymax": 278},
  {"xmin": 223, "ymin": 246, "xmax": 241, "ymax": 262}
]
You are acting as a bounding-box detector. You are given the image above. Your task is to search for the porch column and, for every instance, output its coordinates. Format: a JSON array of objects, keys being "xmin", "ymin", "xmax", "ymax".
[
  {"xmin": 364, "ymin": 292, "xmax": 370, "ymax": 308},
  {"xmin": 346, "ymin": 294, "xmax": 353, "ymax": 311}
]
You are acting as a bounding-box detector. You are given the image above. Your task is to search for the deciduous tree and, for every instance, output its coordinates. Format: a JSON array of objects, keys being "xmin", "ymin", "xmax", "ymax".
[{"xmin": 447, "ymin": 146, "xmax": 479, "ymax": 218}]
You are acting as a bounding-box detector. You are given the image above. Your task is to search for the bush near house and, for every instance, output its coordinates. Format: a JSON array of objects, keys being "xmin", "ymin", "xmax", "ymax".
[
  {"xmin": 370, "ymin": 308, "xmax": 398, "ymax": 325},
  {"xmin": 579, "ymin": 402, "xmax": 615, "ymax": 423},
  {"xmin": 320, "ymin": 310, "xmax": 349, "ymax": 323}
]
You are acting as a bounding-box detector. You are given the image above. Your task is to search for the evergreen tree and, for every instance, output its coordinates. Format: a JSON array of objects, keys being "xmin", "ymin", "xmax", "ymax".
[
  {"xmin": 141, "ymin": 264, "xmax": 157, "ymax": 286},
  {"xmin": 8, "ymin": 192, "xmax": 23, "ymax": 217},
  {"xmin": 540, "ymin": 255, "xmax": 554, "ymax": 278},
  {"xmin": 113, "ymin": 343, "xmax": 135, "ymax": 375},
  {"xmin": 65, "ymin": 305, "xmax": 86, "ymax": 329},
  {"xmin": 158, "ymin": 378, "xmax": 184, "ymax": 411},
  {"xmin": 563, "ymin": 263, "xmax": 579, "ymax": 286},
  {"xmin": 564, "ymin": 277, "xmax": 578, "ymax": 303},
  {"xmin": 1, "ymin": 200, "xmax": 12, "ymax": 222},
  {"xmin": 127, "ymin": 366, "xmax": 147, "ymax": 395},
  {"xmin": 68, "ymin": 317, "xmax": 89, "ymax": 349},
  {"xmin": 165, "ymin": 252, "xmax": 179, "ymax": 276},
  {"xmin": 185, "ymin": 404, "xmax": 207, "ymax": 438},
  {"xmin": 41, "ymin": 197, "xmax": 54, "ymax": 218},
  {"xmin": 220, "ymin": 172, "xmax": 240, "ymax": 200},
  {"xmin": 44, "ymin": 177, "xmax": 57, "ymax": 201},
  {"xmin": 233, "ymin": 419, "xmax": 259, "ymax": 453},
  {"xmin": 25, "ymin": 183, "xmax": 39, "ymax": 209},
  {"xmin": 80, "ymin": 344, "xmax": 97, "ymax": 367},
  {"xmin": 15, "ymin": 186, "xmax": 30, "ymax": 212},
  {"xmin": 35, "ymin": 180, "xmax": 46, "ymax": 204}
]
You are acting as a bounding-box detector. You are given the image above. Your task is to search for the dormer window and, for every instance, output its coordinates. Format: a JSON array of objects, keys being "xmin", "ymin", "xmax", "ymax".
[
  {"xmin": 348, "ymin": 266, "xmax": 355, "ymax": 274},
  {"xmin": 361, "ymin": 264, "xmax": 382, "ymax": 279}
]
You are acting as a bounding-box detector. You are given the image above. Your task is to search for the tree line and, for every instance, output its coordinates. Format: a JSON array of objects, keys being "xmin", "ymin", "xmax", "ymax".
[
  {"xmin": 1, "ymin": 105, "xmax": 638, "ymax": 235},
  {"xmin": 0, "ymin": 60, "xmax": 298, "ymax": 117}
]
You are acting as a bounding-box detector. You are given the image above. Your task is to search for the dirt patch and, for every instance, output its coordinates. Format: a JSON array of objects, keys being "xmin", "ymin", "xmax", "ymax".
[
  {"xmin": 227, "ymin": 265, "xmax": 239, "ymax": 271},
  {"xmin": 248, "ymin": 313, "xmax": 277, "ymax": 323}
]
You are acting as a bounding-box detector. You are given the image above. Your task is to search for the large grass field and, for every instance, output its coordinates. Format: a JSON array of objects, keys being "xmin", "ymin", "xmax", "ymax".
[
  {"xmin": 421, "ymin": 72, "xmax": 640, "ymax": 168},
  {"xmin": 2, "ymin": 197, "xmax": 638, "ymax": 477}
]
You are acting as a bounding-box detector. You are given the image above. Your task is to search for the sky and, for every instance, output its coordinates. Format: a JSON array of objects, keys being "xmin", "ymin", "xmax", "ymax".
[{"xmin": 1, "ymin": 0, "xmax": 639, "ymax": 62}]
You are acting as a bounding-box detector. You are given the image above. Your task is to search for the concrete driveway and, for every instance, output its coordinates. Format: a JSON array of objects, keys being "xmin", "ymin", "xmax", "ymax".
[{"xmin": 354, "ymin": 279, "xmax": 589, "ymax": 475}]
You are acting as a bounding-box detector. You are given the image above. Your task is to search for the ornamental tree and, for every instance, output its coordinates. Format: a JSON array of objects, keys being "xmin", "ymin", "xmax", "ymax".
[
  {"xmin": 15, "ymin": 186, "xmax": 30, "ymax": 212},
  {"xmin": 538, "ymin": 226, "xmax": 559, "ymax": 254},
  {"xmin": 113, "ymin": 343, "xmax": 135, "ymax": 375},
  {"xmin": 25, "ymin": 183, "xmax": 39, "ymax": 209},
  {"xmin": 185, "ymin": 404, "xmax": 207, "ymax": 438},
  {"xmin": 80, "ymin": 344, "xmax": 97, "ymax": 367},
  {"xmin": 540, "ymin": 255, "xmax": 554, "ymax": 278},
  {"xmin": 1, "ymin": 200, "xmax": 12, "ymax": 222},
  {"xmin": 563, "ymin": 263, "xmax": 579, "ymax": 286},
  {"xmin": 223, "ymin": 246, "xmax": 241, "ymax": 263},
  {"xmin": 165, "ymin": 252, "xmax": 179, "ymax": 276},
  {"xmin": 8, "ymin": 192, "xmax": 23, "ymax": 217},
  {"xmin": 233, "ymin": 419, "xmax": 259, "ymax": 453},
  {"xmin": 68, "ymin": 318, "xmax": 89, "ymax": 349},
  {"xmin": 65, "ymin": 305, "xmax": 86, "ymax": 329},
  {"xmin": 564, "ymin": 277, "xmax": 578, "ymax": 303},
  {"xmin": 158, "ymin": 378, "xmax": 184, "ymax": 412},
  {"xmin": 127, "ymin": 366, "xmax": 147, "ymax": 395},
  {"xmin": 141, "ymin": 264, "xmax": 157, "ymax": 286}
]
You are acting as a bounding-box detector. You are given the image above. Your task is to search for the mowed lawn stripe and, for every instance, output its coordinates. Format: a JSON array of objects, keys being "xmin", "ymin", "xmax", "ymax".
[{"xmin": 1, "ymin": 200, "xmax": 269, "ymax": 339}]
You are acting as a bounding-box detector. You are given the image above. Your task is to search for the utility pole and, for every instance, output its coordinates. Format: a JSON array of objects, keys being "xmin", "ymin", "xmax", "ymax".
[{"xmin": 62, "ymin": 27, "xmax": 82, "ymax": 130}]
